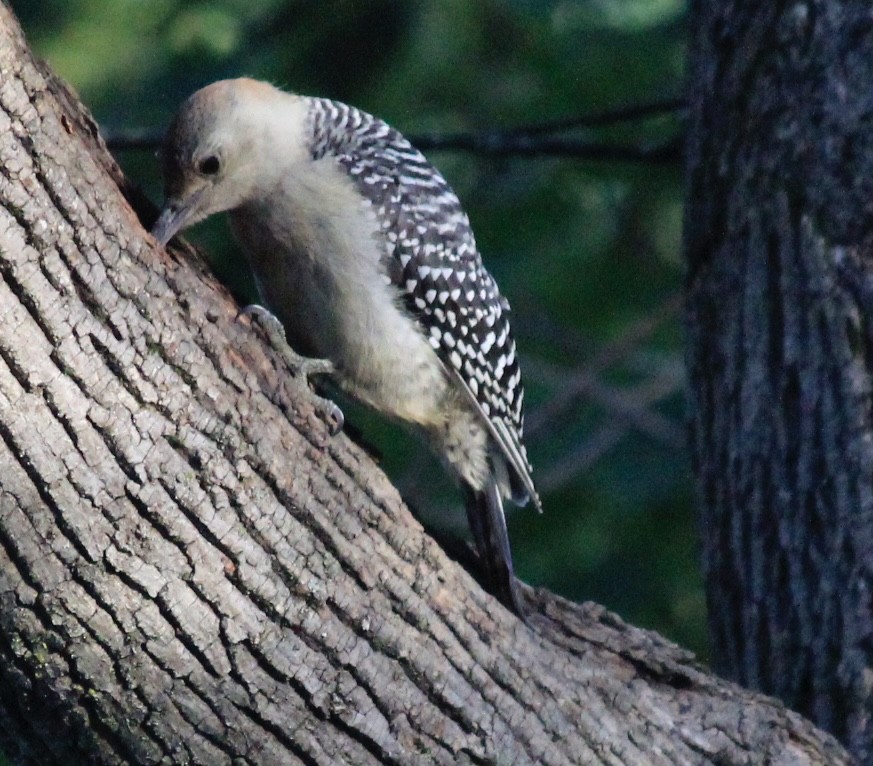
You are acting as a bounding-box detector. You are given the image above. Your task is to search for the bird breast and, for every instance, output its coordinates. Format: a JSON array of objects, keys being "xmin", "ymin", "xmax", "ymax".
[{"xmin": 230, "ymin": 156, "xmax": 449, "ymax": 426}]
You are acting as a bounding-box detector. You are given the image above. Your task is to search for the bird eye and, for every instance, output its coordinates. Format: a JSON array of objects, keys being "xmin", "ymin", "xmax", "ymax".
[{"xmin": 198, "ymin": 155, "xmax": 221, "ymax": 175}]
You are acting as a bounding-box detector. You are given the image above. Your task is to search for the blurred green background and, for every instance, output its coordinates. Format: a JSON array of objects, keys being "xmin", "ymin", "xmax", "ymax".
[{"xmin": 12, "ymin": 0, "xmax": 699, "ymax": 655}]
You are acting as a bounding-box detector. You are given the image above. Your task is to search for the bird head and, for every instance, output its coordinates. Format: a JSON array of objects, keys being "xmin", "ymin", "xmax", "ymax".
[{"xmin": 152, "ymin": 78, "xmax": 308, "ymax": 246}]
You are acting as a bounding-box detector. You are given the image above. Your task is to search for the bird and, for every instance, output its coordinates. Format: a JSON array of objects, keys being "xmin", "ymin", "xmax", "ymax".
[{"xmin": 152, "ymin": 78, "xmax": 541, "ymax": 615}]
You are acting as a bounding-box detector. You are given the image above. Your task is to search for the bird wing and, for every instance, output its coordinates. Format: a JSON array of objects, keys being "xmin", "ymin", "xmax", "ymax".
[{"xmin": 314, "ymin": 103, "xmax": 538, "ymax": 509}]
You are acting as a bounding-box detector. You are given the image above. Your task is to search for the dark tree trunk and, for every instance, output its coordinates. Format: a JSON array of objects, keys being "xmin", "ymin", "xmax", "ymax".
[
  {"xmin": 0, "ymin": 3, "xmax": 852, "ymax": 765},
  {"xmin": 686, "ymin": 1, "xmax": 873, "ymax": 761}
]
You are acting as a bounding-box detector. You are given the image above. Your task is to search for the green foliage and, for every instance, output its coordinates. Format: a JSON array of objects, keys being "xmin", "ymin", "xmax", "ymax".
[{"xmin": 13, "ymin": 0, "xmax": 701, "ymax": 662}]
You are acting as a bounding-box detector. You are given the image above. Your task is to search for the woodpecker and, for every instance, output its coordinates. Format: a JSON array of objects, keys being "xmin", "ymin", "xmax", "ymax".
[{"xmin": 152, "ymin": 78, "xmax": 541, "ymax": 614}]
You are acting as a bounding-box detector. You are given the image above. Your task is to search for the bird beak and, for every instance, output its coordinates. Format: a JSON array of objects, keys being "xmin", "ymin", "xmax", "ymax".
[{"xmin": 151, "ymin": 187, "xmax": 205, "ymax": 246}]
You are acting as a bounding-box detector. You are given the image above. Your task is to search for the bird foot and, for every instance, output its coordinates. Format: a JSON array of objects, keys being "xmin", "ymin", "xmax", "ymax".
[{"xmin": 240, "ymin": 304, "xmax": 344, "ymax": 435}]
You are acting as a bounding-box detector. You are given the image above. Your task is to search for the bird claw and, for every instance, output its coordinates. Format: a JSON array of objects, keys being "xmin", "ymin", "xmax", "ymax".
[{"xmin": 240, "ymin": 304, "xmax": 344, "ymax": 435}]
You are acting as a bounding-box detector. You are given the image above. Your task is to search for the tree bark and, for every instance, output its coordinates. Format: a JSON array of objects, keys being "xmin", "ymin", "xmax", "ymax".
[
  {"xmin": 0, "ymin": 3, "xmax": 851, "ymax": 765},
  {"xmin": 686, "ymin": 1, "xmax": 873, "ymax": 762}
]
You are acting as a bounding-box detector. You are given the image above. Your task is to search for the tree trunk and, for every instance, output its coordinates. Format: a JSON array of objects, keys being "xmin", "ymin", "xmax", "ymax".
[
  {"xmin": 0, "ymin": 3, "xmax": 851, "ymax": 765},
  {"xmin": 686, "ymin": 1, "xmax": 873, "ymax": 761}
]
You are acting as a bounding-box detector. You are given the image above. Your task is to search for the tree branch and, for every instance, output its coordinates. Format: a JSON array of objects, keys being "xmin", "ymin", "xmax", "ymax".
[{"xmin": 103, "ymin": 97, "xmax": 684, "ymax": 163}]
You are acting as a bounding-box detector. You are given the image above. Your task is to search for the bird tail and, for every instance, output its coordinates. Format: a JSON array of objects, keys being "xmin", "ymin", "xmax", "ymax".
[{"xmin": 463, "ymin": 478, "xmax": 524, "ymax": 615}]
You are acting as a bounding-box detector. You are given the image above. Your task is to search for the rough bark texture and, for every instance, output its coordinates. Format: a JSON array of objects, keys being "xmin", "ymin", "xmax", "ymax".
[
  {"xmin": 0, "ymin": 4, "xmax": 852, "ymax": 765},
  {"xmin": 686, "ymin": 1, "xmax": 873, "ymax": 762}
]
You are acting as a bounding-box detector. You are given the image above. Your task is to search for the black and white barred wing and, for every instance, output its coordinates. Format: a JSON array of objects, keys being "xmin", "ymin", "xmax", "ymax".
[
  {"xmin": 387, "ymin": 188, "xmax": 540, "ymax": 511},
  {"xmin": 314, "ymin": 103, "xmax": 539, "ymax": 509}
]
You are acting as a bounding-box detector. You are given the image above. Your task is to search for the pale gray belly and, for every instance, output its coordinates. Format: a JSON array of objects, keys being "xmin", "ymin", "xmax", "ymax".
[{"xmin": 231, "ymin": 212, "xmax": 449, "ymax": 426}]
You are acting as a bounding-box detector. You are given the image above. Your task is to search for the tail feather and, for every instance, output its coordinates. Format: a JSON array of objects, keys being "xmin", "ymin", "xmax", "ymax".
[{"xmin": 463, "ymin": 479, "xmax": 525, "ymax": 616}]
